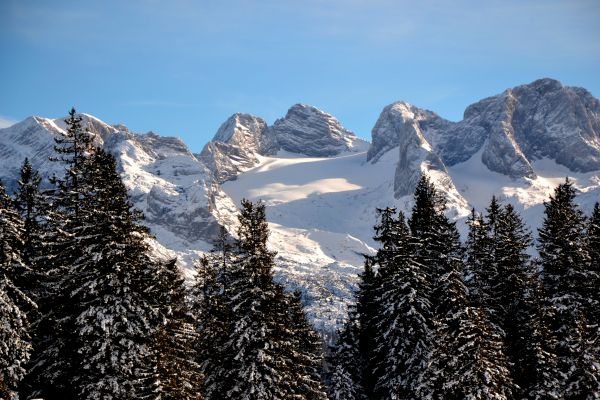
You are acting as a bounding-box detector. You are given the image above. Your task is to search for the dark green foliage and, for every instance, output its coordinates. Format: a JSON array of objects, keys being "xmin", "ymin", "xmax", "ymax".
[
  {"xmin": 13, "ymin": 159, "xmax": 44, "ymax": 271},
  {"xmin": 355, "ymin": 256, "xmax": 379, "ymax": 398},
  {"xmin": 154, "ymin": 260, "xmax": 203, "ymax": 400},
  {"xmin": 327, "ymin": 312, "xmax": 365, "ymax": 400},
  {"xmin": 0, "ymin": 180, "xmax": 34, "ymax": 399},
  {"xmin": 537, "ymin": 179, "xmax": 599, "ymax": 398},
  {"xmin": 409, "ymin": 175, "xmax": 463, "ymax": 314},
  {"xmin": 192, "ymin": 227, "xmax": 235, "ymax": 399},
  {"xmin": 198, "ymin": 200, "xmax": 327, "ymax": 399},
  {"xmin": 23, "ymin": 110, "xmax": 173, "ymax": 400},
  {"xmin": 371, "ymin": 208, "xmax": 431, "ymax": 399},
  {"xmin": 586, "ymin": 203, "xmax": 600, "ymax": 336}
]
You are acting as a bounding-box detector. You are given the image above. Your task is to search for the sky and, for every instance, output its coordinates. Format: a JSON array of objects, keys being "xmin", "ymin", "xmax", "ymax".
[{"xmin": 1, "ymin": 0, "xmax": 599, "ymax": 151}]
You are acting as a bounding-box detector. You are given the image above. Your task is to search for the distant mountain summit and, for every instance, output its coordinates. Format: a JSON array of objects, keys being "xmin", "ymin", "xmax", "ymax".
[
  {"xmin": 368, "ymin": 78, "xmax": 600, "ymax": 197},
  {"xmin": 200, "ymin": 104, "xmax": 368, "ymax": 183},
  {"xmin": 1, "ymin": 78, "xmax": 599, "ymax": 331}
]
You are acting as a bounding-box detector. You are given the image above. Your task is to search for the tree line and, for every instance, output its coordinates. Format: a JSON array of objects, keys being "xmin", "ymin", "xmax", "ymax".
[
  {"xmin": 328, "ymin": 176, "xmax": 599, "ymax": 399},
  {"xmin": 0, "ymin": 109, "xmax": 325, "ymax": 399},
  {"xmin": 1, "ymin": 109, "xmax": 598, "ymax": 399}
]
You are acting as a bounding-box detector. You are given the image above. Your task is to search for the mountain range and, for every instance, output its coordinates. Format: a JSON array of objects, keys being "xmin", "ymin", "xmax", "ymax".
[{"xmin": 1, "ymin": 78, "xmax": 599, "ymax": 332}]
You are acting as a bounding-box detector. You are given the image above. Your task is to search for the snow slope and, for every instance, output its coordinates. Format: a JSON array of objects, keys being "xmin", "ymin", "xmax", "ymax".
[{"xmin": 1, "ymin": 78, "xmax": 599, "ymax": 333}]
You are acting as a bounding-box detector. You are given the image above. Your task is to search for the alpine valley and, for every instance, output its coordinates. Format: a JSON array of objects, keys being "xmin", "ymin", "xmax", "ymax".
[{"xmin": 1, "ymin": 78, "xmax": 599, "ymax": 333}]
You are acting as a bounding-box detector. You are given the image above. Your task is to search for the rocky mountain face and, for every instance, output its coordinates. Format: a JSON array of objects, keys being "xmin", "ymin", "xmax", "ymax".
[
  {"xmin": 199, "ymin": 104, "xmax": 369, "ymax": 183},
  {"xmin": 1, "ymin": 78, "xmax": 599, "ymax": 332},
  {"xmin": 368, "ymin": 78, "xmax": 600, "ymax": 197}
]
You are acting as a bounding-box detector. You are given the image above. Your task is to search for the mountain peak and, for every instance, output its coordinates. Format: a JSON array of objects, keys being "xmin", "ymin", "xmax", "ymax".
[{"xmin": 271, "ymin": 103, "xmax": 365, "ymax": 157}]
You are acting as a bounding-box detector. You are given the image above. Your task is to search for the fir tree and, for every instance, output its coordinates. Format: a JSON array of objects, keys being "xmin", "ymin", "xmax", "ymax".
[
  {"xmin": 408, "ymin": 175, "xmax": 462, "ymax": 312},
  {"xmin": 327, "ymin": 314, "xmax": 365, "ymax": 400},
  {"xmin": 25, "ymin": 110, "xmax": 169, "ymax": 399},
  {"xmin": 355, "ymin": 256, "xmax": 378, "ymax": 398},
  {"xmin": 154, "ymin": 259, "xmax": 203, "ymax": 400},
  {"xmin": 13, "ymin": 158, "xmax": 45, "ymax": 277},
  {"xmin": 586, "ymin": 203, "xmax": 600, "ymax": 344},
  {"xmin": 537, "ymin": 179, "xmax": 599, "ymax": 398},
  {"xmin": 371, "ymin": 208, "xmax": 431, "ymax": 399},
  {"xmin": 192, "ymin": 226, "xmax": 236, "ymax": 400},
  {"xmin": 0, "ymin": 180, "xmax": 34, "ymax": 399},
  {"xmin": 221, "ymin": 199, "xmax": 327, "ymax": 399}
]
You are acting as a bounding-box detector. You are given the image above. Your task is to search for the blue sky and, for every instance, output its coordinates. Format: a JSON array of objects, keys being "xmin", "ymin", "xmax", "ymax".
[{"xmin": 1, "ymin": 0, "xmax": 599, "ymax": 151}]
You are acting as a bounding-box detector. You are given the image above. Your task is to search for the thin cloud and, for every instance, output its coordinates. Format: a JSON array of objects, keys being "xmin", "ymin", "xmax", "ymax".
[{"xmin": 0, "ymin": 116, "xmax": 17, "ymax": 128}]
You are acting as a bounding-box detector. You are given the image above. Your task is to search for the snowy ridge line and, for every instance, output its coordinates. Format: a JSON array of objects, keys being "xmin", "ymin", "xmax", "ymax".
[{"xmin": 1, "ymin": 77, "xmax": 599, "ymax": 333}]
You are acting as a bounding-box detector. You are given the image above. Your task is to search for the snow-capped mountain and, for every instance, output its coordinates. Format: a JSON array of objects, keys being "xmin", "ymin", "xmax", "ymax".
[{"xmin": 1, "ymin": 78, "xmax": 599, "ymax": 332}]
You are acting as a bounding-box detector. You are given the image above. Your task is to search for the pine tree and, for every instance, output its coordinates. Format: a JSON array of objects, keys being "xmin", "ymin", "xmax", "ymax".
[
  {"xmin": 0, "ymin": 180, "xmax": 34, "ymax": 399},
  {"xmin": 25, "ymin": 110, "xmax": 169, "ymax": 399},
  {"xmin": 537, "ymin": 179, "xmax": 599, "ymax": 398},
  {"xmin": 192, "ymin": 226, "xmax": 236, "ymax": 400},
  {"xmin": 13, "ymin": 158, "xmax": 46, "ymax": 293},
  {"xmin": 154, "ymin": 259, "xmax": 203, "ymax": 400},
  {"xmin": 586, "ymin": 203, "xmax": 600, "ymax": 347},
  {"xmin": 327, "ymin": 314, "xmax": 365, "ymax": 400},
  {"xmin": 221, "ymin": 199, "xmax": 327, "ymax": 399},
  {"xmin": 355, "ymin": 256, "xmax": 378, "ymax": 398},
  {"xmin": 370, "ymin": 208, "xmax": 431, "ymax": 399},
  {"xmin": 283, "ymin": 290, "xmax": 328, "ymax": 399}
]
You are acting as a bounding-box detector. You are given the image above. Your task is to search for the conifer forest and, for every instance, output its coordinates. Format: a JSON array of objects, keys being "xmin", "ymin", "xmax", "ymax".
[{"xmin": 1, "ymin": 110, "xmax": 599, "ymax": 400}]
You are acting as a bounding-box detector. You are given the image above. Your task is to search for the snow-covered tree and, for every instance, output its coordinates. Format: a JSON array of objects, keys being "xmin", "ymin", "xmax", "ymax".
[
  {"xmin": 221, "ymin": 199, "xmax": 327, "ymax": 399},
  {"xmin": 0, "ymin": 180, "xmax": 34, "ymax": 399},
  {"xmin": 408, "ymin": 175, "xmax": 462, "ymax": 313},
  {"xmin": 537, "ymin": 179, "xmax": 599, "ymax": 398},
  {"xmin": 13, "ymin": 158, "xmax": 45, "ymax": 277},
  {"xmin": 327, "ymin": 314, "xmax": 365, "ymax": 400},
  {"xmin": 586, "ymin": 203, "xmax": 600, "ymax": 342},
  {"xmin": 370, "ymin": 208, "xmax": 431, "ymax": 399},
  {"xmin": 355, "ymin": 255, "xmax": 379, "ymax": 397},
  {"xmin": 466, "ymin": 199, "xmax": 534, "ymax": 396},
  {"xmin": 25, "ymin": 110, "xmax": 173, "ymax": 400},
  {"xmin": 153, "ymin": 259, "xmax": 203, "ymax": 400}
]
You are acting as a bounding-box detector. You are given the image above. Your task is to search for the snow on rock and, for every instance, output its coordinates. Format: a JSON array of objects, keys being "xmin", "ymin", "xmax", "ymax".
[
  {"xmin": 369, "ymin": 78, "xmax": 600, "ymax": 197},
  {"xmin": 269, "ymin": 104, "xmax": 369, "ymax": 157},
  {"xmin": 1, "ymin": 78, "xmax": 599, "ymax": 333},
  {"xmin": 198, "ymin": 113, "xmax": 276, "ymax": 183}
]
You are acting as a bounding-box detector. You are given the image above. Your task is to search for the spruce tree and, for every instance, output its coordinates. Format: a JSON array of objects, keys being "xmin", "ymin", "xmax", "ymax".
[
  {"xmin": 24, "ymin": 109, "xmax": 100, "ymax": 399},
  {"xmin": 464, "ymin": 208, "xmax": 490, "ymax": 306},
  {"xmin": 409, "ymin": 176, "xmax": 514, "ymax": 399},
  {"xmin": 25, "ymin": 110, "xmax": 170, "ymax": 400},
  {"xmin": 13, "ymin": 159, "xmax": 43, "ymax": 254},
  {"xmin": 0, "ymin": 180, "xmax": 33, "ymax": 399},
  {"xmin": 537, "ymin": 179, "xmax": 599, "ymax": 398},
  {"xmin": 420, "ymin": 215, "xmax": 513, "ymax": 399},
  {"xmin": 408, "ymin": 175, "xmax": 462, "ymax": 311},
  {"xmin": 327, "ymin": 314, "xmax": 365, "ymax": 400},
  {"xmin": 370, "ymin": 208, "xmax": 431, "ymax": 399},
  {"xmin": 355, "ymin": 256, "xmax": 378, "ymax": 398},
  {"xmin": 221, "ymin": 199, "xmax": 327, "ymax": 399},
  {"xmin": 192, "ymin": 226, "xmax": 236, "ymax": 400},
  {"xmin": 154, "ymin": 259, "xmax": 203, "ymax": 400},
  {"xmin": 586, "ymin": 203, "xmax": 600, "ymax": 343}
]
